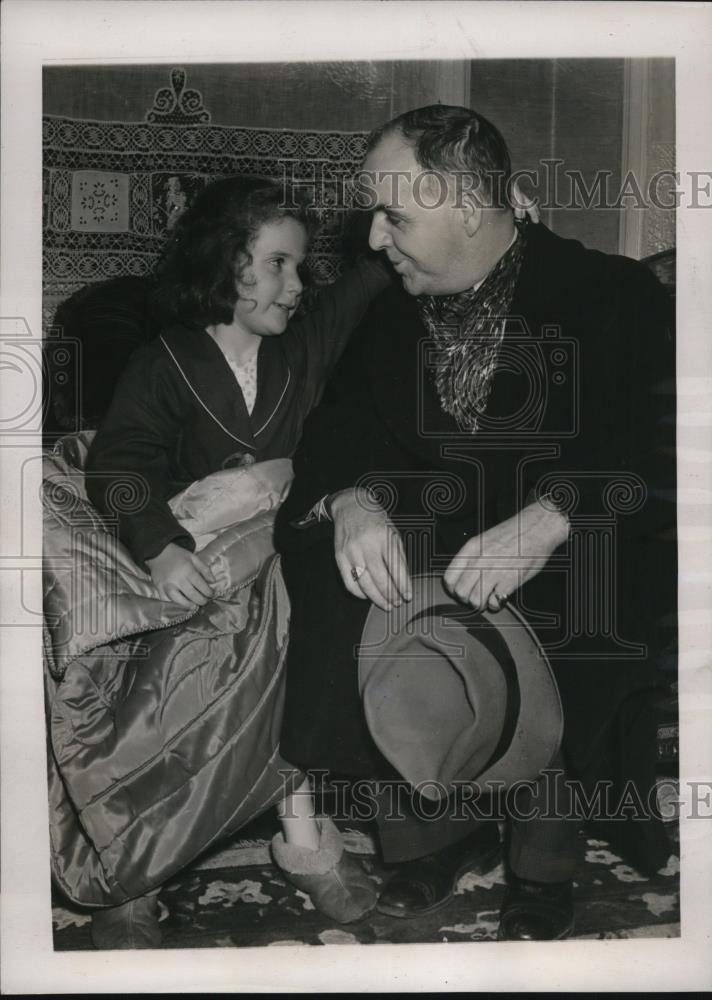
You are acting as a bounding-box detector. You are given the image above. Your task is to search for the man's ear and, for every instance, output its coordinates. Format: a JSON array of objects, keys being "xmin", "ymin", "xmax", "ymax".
[{"xmin": 460, "ymin": 192, "xmax": 483, "ymax": 237}]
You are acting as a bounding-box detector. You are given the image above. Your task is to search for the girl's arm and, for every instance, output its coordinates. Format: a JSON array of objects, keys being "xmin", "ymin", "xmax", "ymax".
[
  {"xmin": 85, "ymin": 347, "xmax": 196, "ymax": 572},
  {"xmin": 287, "ymin": 253, "xmax": 391, "ymax": 394}
]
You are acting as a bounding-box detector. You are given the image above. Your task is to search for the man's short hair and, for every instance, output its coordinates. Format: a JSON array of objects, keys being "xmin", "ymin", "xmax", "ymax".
[{"xmin": 366, "ymin": 104, "xmax": 512, "ymax": 209}]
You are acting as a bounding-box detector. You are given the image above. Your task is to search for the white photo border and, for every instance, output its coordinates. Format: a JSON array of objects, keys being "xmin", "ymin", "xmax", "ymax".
[{"xmin": 2, "ymin": 0, "xmax": 711, "ymax": 993}]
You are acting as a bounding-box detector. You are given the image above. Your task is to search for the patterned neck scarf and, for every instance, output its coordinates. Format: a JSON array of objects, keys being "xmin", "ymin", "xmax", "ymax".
[{"xmin": 417, "ymin": 222, "xmax": 526, "ymax": 432}]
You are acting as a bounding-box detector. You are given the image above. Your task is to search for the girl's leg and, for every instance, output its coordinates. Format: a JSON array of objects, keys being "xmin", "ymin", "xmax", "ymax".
[
  {"xmin": 272, "ymin": 775, "xmax": 377, "ymax": 923},
  {"xmin": 277, "ymin": 775, "xmax": 320, "ymax": 850}
]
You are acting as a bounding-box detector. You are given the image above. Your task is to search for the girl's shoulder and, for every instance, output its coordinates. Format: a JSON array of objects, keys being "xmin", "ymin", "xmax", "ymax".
[
  {"xmin": 114, "ymin": 324, "xmax": 206, "ymax": 401},
  {"xmin": 117, "ymin": 338, "xmax": 174, "ymax": 391},
  {"xmin": 126, "ymin": 323, "xmax": 208, "ymax": 370}
]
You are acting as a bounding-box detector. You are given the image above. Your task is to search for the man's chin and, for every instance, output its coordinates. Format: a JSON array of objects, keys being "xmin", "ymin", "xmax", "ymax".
[{"xmin": 400, "ymin": 272, "xmax": 426, "ymax": 296}]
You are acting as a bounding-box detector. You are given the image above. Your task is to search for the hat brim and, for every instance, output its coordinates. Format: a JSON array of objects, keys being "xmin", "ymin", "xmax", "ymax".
[{"xmin": 358, "ymin": 574, "xmax": 563, "ymax": 795}]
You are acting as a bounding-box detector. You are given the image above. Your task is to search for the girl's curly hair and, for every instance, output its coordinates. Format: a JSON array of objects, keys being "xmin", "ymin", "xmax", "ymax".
[{"xmin": 152, "ymin": 176, "xmax": 315, "ymax": 329}]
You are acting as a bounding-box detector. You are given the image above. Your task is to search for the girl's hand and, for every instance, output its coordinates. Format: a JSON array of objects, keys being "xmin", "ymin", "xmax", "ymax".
[
  {"xmin": 511, "ymin": 179, "xmax": 541, "ymax": 224},
  {"xmin": 147, "ymin": 542, "xmax": 216, "ymax": 610}
]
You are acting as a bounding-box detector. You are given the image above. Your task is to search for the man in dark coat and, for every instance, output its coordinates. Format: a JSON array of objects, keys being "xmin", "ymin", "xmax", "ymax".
[{"xmin": 275, "ymin": 105, "xmax": 674, "ymax": 939}]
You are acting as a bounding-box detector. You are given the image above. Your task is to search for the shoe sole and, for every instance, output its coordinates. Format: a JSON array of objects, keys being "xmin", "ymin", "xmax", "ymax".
[{"xmin": 376, "ymin": 844, "xmax": 502, "ymax": 919}]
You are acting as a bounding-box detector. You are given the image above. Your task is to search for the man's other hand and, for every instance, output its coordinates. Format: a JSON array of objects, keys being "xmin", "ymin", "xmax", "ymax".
[
  {"xmin": 330, "ymin": 487, "xmax": 412, "ymax": 611},
  {"xmin": 443, "ymin": 500, "xmax": 569, "ymax": 611}
]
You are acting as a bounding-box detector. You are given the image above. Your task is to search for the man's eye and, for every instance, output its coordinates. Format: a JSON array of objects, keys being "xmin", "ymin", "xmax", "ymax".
[{"xmin": 386, "ymin": 215, "xmax": 403, "ymax": 228}]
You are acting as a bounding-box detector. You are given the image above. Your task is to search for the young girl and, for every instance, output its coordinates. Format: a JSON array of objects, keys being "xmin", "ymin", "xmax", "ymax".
[{"xmin": 86, "ymin": 175, "xmax": 391, "ymax": 927}]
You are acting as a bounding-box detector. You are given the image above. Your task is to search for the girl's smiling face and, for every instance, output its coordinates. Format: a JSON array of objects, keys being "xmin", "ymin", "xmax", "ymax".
[{"xmin": 233, "ymin": 217, "xmax": 308, "ymax": 338}]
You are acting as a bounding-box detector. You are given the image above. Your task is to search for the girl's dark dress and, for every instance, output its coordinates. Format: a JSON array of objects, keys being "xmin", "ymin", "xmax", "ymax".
[
  {"xmin": 45, "ymin": 257, "xmax": 389, "ymax": 906},
  {"xmin": 86, "ymin": 256, "xmax": 388, "ymax": 566}
]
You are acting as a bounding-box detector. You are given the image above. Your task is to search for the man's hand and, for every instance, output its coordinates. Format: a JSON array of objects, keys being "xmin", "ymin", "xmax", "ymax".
[
  {"xmin": 443, "ymin": 501, "xmax": 569, "ymax": 611},
  {"xmin": 330, "ymin": 487, "xmax": 412, "ymax": 611},
  {"xmin": 147, "ymin": 541, "xmax": 216, "ymax": 610}
]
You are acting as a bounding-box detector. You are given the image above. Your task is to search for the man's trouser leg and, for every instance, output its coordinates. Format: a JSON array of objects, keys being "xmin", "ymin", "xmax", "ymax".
[
  {"xmin": 374, "ymin": 780, "xmax": 493, "ymax": 864},
  {"xmin": 506, "ymin": 751, "xmax": 580, "ymax": 882},
  {"xmin": 374, "ymin": 751, "xmax": 579, "ymax": 879}
]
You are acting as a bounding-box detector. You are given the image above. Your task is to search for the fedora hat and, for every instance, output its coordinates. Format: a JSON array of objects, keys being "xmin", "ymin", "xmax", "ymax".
[{"xmin": 358, "ymin": 574, "xmax": 563, "ymax": 801}]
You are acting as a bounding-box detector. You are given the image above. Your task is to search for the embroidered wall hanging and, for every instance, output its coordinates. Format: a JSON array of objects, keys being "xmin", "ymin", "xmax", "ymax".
[{"xmin": 43, "ymin": 67, "xmax": 369, "ymax": 328}]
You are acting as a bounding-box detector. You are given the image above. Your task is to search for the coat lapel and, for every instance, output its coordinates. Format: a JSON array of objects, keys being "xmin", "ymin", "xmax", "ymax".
[
  {"xmin": 486, "ymin": 222, "xmax": 582, "ymax": 437},
  {"xmin": 366, "ymin": 224, "xmax": 569, "ymax": 466},
  {"xmin": 160, "ymin": 324, "xmax": 257, "ymax": 451},
  {"xmin": 250, "ymin": 335, "xmax": 292, "ymax": 439},
  {"xmin": 366, "ymin": 289, "xmax": 463, "ymax": 470},
  {"xmin": 366, "ymin": 287, "xmax": 536, "ymax": 470}
]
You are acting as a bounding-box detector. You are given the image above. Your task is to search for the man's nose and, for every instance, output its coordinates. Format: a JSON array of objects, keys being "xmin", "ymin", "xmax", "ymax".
[{"xmin": 368, "ymin": 212, "xmax": 391, "ymax": 252}]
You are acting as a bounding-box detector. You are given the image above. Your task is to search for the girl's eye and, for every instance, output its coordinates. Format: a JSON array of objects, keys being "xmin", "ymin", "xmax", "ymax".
[{"xmin": 270, "ymin": 258, "xmax": 284, "ymax": 269}]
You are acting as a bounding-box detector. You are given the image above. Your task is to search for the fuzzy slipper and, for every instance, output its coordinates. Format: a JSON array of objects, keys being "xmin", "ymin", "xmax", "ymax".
[{"xmin": 271, "ymin": 817, "xmax": 377, "ymax": 923}]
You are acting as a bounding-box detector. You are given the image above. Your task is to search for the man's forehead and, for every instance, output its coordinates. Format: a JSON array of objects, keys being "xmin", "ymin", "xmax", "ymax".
[
  {"xmin": 358, "ymin": 139, "xmax": 459, "ymax": 213},
  {"xmin": 362, "ymin": 130, "xmax": 418, "ymax": 171},
  {"xmin": 359, "ymin": 170, "xmax": 416, "ymax": 209}
]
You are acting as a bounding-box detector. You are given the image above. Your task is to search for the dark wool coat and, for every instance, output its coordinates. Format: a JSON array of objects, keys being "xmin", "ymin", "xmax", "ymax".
[
  {"xmin": 276, "ymin": 222, "xmax": 676, "ymax": 799},
  {"xmin": 85, "ymin": 257, "xmax": 388, "ymax": 567}
]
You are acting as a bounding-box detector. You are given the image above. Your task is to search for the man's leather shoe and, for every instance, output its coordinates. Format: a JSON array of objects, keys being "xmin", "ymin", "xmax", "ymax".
[
  {"xmin": 497, "ymin": 876, "xmax": 574, "ymax": 940},
  {"xmin": 376, "ymin": 824, "xmax": 501, "ymax": 918}
]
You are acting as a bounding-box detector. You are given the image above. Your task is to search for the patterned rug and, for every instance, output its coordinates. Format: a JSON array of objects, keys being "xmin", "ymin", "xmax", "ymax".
[{"xmin": 52, "ymin": 811, "xmax": 680, "ymax": 950}]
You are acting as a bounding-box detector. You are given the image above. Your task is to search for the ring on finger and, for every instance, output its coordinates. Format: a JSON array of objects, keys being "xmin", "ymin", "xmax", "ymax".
[
  {"xmin": 350, "ymin": 565, "xmax": 366, "ymax": 582},
  {"xmin": 491, "ymin": 590, "xmax": 510, "ymax": 610}
]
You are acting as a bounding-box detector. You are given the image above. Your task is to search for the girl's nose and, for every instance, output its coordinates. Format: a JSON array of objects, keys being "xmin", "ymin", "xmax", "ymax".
[
  {"xmin": 286, "ymin": 266, "xmax": 303, "ymax": 298},
  {"xmin": 368, "ymin": 211, "xmax": 392, "ymax": 252}
]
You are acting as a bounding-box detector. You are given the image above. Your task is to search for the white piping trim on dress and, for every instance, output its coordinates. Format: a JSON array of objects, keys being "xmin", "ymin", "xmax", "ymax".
[
  {"xmin": 253, "ymin": 366, "xmax": 291, "ymax": 437},
  {"xmin": 160, "ymin": 336, "xmax": 290, "ymax": 445}
]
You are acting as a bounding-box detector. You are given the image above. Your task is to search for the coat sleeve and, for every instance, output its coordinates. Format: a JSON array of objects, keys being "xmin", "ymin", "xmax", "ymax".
[
  {"xmin": 548, "ymin": 261, "xmax": 674, "ymax": 539},
  {"xmin": 85, "ymin": 347, "xmax": 196, "ymax": 569},
  {"xmin": 286, "ymin": 254, "xmax": 391, "ymax": 411},
  {"xmin": 523, "ymin": 261, "xmax": 676, "ymax": 662},
  {"xmin": 274, "ymin": 318, "xmax": 387, "ymax": 552}
]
